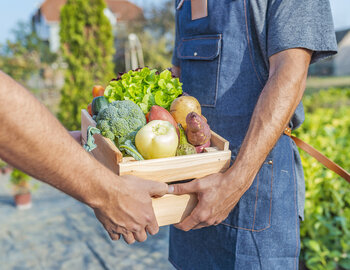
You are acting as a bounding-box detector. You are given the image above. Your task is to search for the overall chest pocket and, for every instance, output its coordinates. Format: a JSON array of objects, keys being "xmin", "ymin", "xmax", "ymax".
[
  {"xmin": 178, "ymin": 34, "xmax": 222, "ymax": 107},
  {"xmin": 222, "ymin": 159, "xmax": 274, "ymax": 231}
]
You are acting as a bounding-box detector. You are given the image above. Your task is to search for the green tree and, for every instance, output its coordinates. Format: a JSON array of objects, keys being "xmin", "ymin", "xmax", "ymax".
[{"xmin": 59, "ymin": 0, "xmax": 115, "ymax": 130}]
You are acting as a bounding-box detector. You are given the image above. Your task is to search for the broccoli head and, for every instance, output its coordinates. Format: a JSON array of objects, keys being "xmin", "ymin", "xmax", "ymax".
[{"xmin": 96, "ymin": 100, "xmax": 146, "ymax": 145}]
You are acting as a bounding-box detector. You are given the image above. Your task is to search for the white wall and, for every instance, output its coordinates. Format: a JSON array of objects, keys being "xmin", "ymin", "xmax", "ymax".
[{"xmin": 48, "ymin": 22, "xmax": 60, "ymax": 53}]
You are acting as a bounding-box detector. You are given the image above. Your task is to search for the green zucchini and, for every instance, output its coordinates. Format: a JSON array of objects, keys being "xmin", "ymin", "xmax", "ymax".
[{"xmin": 92, "ymin": 96, "xmax": 109, "ymax": 116}]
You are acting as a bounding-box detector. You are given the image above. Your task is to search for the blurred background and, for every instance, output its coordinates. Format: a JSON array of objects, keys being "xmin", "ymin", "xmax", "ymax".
[{"xmin": 0, "ymin": 0, "xmax": 349, "ymax": 269}]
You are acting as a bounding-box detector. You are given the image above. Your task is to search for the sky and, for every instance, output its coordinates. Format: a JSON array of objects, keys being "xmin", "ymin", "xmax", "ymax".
[{"xmin": 0, "ymin": 0, "xmax": 350, "ymax": 43}]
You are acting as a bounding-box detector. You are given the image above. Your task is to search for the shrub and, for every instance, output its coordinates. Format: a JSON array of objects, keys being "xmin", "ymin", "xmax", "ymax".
[
  {"xmin": 10, "ymin": 168, "xmax": 31, "ymax": 194},
  {"xmin": 58, "ymin": 0, "xmax": 115, "ymax": 130},
  {"xmin": 296, "ymin": 88, "xmax": 350, "ymax": 269}
]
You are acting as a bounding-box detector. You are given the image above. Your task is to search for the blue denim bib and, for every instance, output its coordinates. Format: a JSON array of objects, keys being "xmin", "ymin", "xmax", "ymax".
[{"xmin": 169, "ymin": 1, "xmax": 303, "ymax": 269}]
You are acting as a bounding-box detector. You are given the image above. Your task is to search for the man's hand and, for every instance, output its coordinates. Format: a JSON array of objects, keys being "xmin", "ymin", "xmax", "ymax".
[
  {"xmin": 93, "ymin": 175, "xmax": 168, "ymax": 244},
  {"xmin": 0, "ymin": 71, "xmax": 167, "ymax": 245},
  {"xmin": 169, "ymin": 172, "xmax": 248, "ymax": 231}
]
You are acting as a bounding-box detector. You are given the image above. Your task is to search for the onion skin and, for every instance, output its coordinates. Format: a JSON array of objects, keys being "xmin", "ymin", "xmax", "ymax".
[{"xmin": 170, "ymin": 96, "xmax": 201, "ymax": 130}]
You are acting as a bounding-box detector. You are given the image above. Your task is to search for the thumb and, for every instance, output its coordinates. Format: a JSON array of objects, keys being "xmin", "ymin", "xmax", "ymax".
[
  {"xmin": 148, "ymin": 181, "xmax": 168, "ymax": 197},
  {"xmin": 168, "ymin": 180, "xmax": 198, "ymax": 195}
]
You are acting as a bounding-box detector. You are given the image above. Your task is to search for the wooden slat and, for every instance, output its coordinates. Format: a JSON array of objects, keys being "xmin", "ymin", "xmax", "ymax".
[
  {"xmin": 118, "ymin": 151, "xmax": 231, "ymax": 183},
  {"xmin": 203, "ymin": 147, "xmax": 219, "ymax": 153},
  {"xmin": 81, "ymin": 109, "xmax": 96, "ymax": 141},
  {"xmin": 210, "ymin": 130, "xmax": 229, "ymax": 151},
  {"xmin": 122, "ymin": 157, "xmax": 137, "ymax": 163},
  {"xmin": 152, "ymin": 194, "xmax": 198, "ymax": 226}
]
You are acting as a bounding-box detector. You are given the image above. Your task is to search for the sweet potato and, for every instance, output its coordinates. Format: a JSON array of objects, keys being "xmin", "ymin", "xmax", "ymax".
[
  {"xmin": 186, "ymin": 112, "xmax": 211, "ymax": 146},
  {"xmin": 195, "ymin": 140, "xmax": 211, "ymax": 153},
  {"xmin": 149, "ymin": 105, "xmax": 179, "ymax": 136}
]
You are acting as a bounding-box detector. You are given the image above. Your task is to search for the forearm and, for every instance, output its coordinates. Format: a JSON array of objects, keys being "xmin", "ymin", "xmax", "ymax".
[
  {"xmin": 225, "ymin": 49, "xmax": 312, "ymax": 188},
  {"xmin": 0, "ymin": 71, "xmax": 116, "ymax": 208}
]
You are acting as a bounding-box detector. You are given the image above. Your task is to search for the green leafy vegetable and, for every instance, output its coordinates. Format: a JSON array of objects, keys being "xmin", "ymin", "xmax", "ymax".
[
  {"xmin": 104, "ymin": 67, "xmax": 183, "ymax": 114},
  {"xmin": 119, "ymin": 140, "xmax": 144, "ymax": 161},
  {"xmin": 83, "ymin": 126, "xmax": 101, "ymax": 152}
]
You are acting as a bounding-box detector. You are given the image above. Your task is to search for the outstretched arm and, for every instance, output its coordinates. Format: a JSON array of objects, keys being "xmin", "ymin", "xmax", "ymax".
[
  {"xmin": 170, "ymin": 48, "xmax": 312, "ymax": 230},
  {"xmin": 0, "ymin": 71, "xmax": 167, "ymax": 243}
]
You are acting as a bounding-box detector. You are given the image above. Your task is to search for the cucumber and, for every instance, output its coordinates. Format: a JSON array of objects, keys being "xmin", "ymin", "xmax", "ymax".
[{"xmin": 92, "ymin": 96, "xmax": 109, "ymax": 116}]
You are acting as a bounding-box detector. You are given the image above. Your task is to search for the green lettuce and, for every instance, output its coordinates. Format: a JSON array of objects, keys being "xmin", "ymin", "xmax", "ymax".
[{"xmin": 104, "ymin": 68, "xmax": 183, "ymax": 114}]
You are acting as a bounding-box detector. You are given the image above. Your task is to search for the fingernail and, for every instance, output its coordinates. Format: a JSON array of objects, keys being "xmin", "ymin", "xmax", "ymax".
[{"xmin": 168, "ymin": 185, "xmax": 174, "ymax": 193}]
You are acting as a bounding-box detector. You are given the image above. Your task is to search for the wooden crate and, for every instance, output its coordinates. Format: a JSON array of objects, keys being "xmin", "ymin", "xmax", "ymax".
[{"xmin": 81, "ymin": 109, "xmax": 231, "ymax": 226}]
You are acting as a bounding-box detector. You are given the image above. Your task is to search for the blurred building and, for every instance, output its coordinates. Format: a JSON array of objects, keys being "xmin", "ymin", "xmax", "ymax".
[
  {"xmin": 309, "ymin": 28, "xmax": 350, "ymax": 76},
  {"xmin": 32, "ymin": 0, "xmax": 144, "ymax": 52},
  {"xmin": 334, "ymin": 29, "xmax": 350, "ymax": 76}
]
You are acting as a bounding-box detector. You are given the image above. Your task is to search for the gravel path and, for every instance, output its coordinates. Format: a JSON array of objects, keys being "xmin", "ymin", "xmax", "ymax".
[{"xmin": 0, "ymin": 174, "xmax": 174, "ymax": 270}]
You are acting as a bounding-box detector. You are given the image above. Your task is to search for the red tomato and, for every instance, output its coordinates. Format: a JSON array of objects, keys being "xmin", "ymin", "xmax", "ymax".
[
  {"xmin": 87, "ymin": 103, "xmax": 93, "ymax": 116},
  {"xmin": 92, "ymin": 85, "xmax": 105, "ymax": 97},
  {"xmin": 145, "ymin": 112, "xmax": 150, "ymax": 123}
]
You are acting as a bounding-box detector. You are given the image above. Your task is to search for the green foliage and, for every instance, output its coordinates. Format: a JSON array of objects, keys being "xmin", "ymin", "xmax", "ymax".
[
  {"xmin": 105, "ymin": 67, "xmax": 182, "ymax": 113},
  {"xmin": 296, "ymin": 88, "xmax": 350, "ymax": 269},
  {"xmin": 0, "ymin": 159, "xmax": 7, "ymax": 169},
  {"xmin": 9, "ymin": 168, "xmax": 32, "ymax": 195},
  {"xmin": 58, "ymin": 0, "xmax": 115, "ymax": 130},
  {"xmin": 10, "ymin": 168, "xmax": 31, "ymax": 186},
  {"xmin": 0, "ymin": 22, "xmax": 57, "ymax": 84}
]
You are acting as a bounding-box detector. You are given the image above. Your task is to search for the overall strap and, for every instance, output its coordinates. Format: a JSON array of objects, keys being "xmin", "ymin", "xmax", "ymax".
[{"xmin": 284, "ymin": 127, "xmax": 350, "ymax": 183}]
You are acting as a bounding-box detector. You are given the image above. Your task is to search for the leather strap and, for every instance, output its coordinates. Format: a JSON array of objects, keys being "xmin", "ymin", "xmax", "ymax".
[
  {"xmin": 284, "ymin": 127, "xmax": 350, "ymax": 183},
  {"xmin": 191, "ymin": 0, "xmax": 208, "ymax": 20}
]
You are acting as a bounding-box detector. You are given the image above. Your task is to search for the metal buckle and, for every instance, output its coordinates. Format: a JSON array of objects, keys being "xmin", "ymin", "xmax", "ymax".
[
  {"xmin": 177, "ymin": 0, "xmax": 185, "ymax": 10},
  {"xmin": 284, "ymin": 127, "xmax": 292, "ymax": 137}
]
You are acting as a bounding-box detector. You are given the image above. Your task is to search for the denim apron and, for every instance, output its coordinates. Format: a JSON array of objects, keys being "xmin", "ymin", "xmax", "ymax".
[{"xmin": 169, "ymin": 1, "xmax": 301, "ymax": 269}]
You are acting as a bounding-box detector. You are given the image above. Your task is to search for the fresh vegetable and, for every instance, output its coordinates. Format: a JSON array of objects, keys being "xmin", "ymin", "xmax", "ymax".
[
  {"xmin": 186, "ymin": 112, "xmax": 211, "ymax": 146},
  {"xmin": 135, "ymin": 120, "xmax": 178, "ymax": 159},
  {"xmin": 195, "ymin": 140, "xmax": 211, "ymax": 153},
  {"xmin": 148, "ymin": 105, "xmax": 179, "ymax": 137},
  {"xmin": 104, "ymin": 67, "xmax": 183, "ymax": 114},
  {"xmin": 145, "ymin": 112, "xmax": 150, "ymax": 123},
  {"xmin": 119, "ymin": 139, "xmax": 144, "ymax": 161},
  {"xmin": 96, "ymin": 100, "xmax": 146, "ymax": 143},
  {"xmin": 92, "ymin": 85, "xmax": 105, "ymax": 97},
  {"xmin": 170, "ymin": 96, "xmax": 201, "ymax": 130},
  {"xmin": 85, "ymin": 100, "xmax": 146, "ymax": 160},
  {"xmin": 87, "ymin": 103, "xmax": 93, "ymax": 116},
  {"xmin": 176, "ymin": 124, "xmax": 197, "ymax": 156},
  {"xmin": 83, "ymin": 126, "xmax": 101, "ymax": 152},
  {"xmin": 92, "ymin": 96, "xmax": 109, "ymax": 116}
]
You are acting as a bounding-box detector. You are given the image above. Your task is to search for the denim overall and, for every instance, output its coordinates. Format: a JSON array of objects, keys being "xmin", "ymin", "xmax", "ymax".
[{"xmin": 169, "ymin": 1, "xmax": 302, "ymax": 269}]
